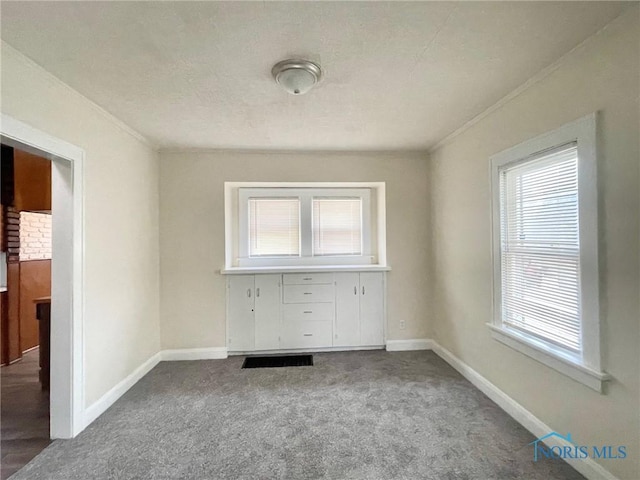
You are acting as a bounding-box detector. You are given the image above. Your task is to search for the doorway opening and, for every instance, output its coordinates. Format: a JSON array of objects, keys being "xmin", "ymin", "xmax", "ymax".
[
  {"xmin": 0, "ymin": 114, "xmax": 85, "ymax": 475},
  {"xmin": 0, "ymin": 145, "xmax": 53, "ymax": 478}
]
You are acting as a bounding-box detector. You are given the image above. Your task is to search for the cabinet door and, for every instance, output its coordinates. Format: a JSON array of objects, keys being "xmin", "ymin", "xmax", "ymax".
[
  {"xmin": 359, "ymin": 273, "xmax": 384, "ymax": 346},
  {"xmin": 334, "ymin": 273, "xmax": 360, "ymax": 347},
  {"xmin": 254, "ymin": 275, "xmax": 281, "ymax": 350},
  {"xmin": 227, "ymin": 276, "xmax": 255, "ymax": 351}
]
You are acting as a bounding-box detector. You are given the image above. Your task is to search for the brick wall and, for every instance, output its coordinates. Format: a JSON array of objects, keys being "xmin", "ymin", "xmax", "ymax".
[{"xmin": 19, "ymin": 211, "xmax": 52, "ymax": 261}]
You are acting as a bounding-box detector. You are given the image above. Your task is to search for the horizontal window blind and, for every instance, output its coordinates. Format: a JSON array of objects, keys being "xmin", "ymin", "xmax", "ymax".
[
  {"xmin": 312, "ymin": 198, "xmax": 362, "ymax": 256},
  {"xmin": 249, "ymin": 198, "xmax": 300, "ymax": 257},
  {"xmin": 500, "ymin": 143, "xmax": 581, "ymax": 352}
]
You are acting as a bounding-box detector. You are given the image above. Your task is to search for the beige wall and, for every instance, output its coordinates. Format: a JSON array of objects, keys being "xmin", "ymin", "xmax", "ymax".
[
  {"xmin": 159, "ymin": 150, "xmax": 430, "ymax": 349},
  {"xmin": 1, "ymin": 43, "xmax": 161, "ymax": 406},
  {"xmin": 429, "ymin": 7, "xmax": 639, "ymax": 479}
]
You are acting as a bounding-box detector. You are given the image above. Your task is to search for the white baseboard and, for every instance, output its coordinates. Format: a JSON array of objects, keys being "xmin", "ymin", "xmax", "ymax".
[
  {"xmin": 161, "ymin": 347, "xmax": 228, "ymax": 361},
  {"xmin": 229, "ymin": 345, "xmax": 383, "ymax": 356},
  {"xmin": 83, "ymin": 351, "xmax": 161, "ymax": 429},
  {"xmin": 430, "ymin": 342, "xmax": 619, "ymax": 480},
  {"xmin": 386, "ymin": 339, "xmax": 434, "ymax": 351}
]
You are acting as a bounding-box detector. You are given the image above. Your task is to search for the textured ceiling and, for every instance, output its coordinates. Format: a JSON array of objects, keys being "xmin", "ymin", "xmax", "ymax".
[{"xmin": 0, "ymin": 2, "xmax": 629, "ymax": 151}]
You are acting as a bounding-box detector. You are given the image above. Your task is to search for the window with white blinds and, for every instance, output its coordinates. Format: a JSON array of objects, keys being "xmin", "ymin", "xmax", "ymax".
[
  {"xmin": 248, "ymin": 198, "xmax": 300, "ymax": 257},
  {"xmin": 499, "ymin": 143, "xmax": 581, "ymax": 352},
  {"xmin": 312, "ymin": 198, "xmax": 362, "ymax": 256},
  {"xmin": 235, "ymin": 186, "xmax": 375, "ymax": 267}
]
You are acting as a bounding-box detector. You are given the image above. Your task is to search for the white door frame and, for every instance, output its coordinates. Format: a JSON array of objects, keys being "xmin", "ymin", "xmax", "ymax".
[{"xmin": 1, "ymin": 113, "xmax": 85, "ymax": 438}]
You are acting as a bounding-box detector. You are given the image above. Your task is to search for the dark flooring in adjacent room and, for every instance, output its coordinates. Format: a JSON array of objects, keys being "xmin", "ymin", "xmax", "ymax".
[
  {"xmin": 1, "ymin": 349, "xmax": 50, "ymax": 480},
  {"xmin": 10, "ymin": 350, "xmax": 583, "ymax": 479}
]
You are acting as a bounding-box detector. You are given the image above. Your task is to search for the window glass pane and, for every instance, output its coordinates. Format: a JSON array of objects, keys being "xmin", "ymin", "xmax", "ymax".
[
  {"xmin": 500, "ymin": 143, "xmax": 581, "ymax": 352},
  {"xmin": 312, "ymin": 198, "xmax": 362, "ymax": 256},
  {"xmin": 249, "ymin": 198, "xmax": 300, "ymax": 257}
]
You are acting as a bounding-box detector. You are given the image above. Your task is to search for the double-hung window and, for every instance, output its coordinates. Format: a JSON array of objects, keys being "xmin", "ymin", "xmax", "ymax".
[
  {"xmin": 312, "ymin": 197, "xmax": 363, "ymax": 257},
  {"xmin": 227, "ymin": 183, "xmax": 384, "ymax": 268},
  {"xmin": 490, "ymin": 114, "xmax": 608, "ymax": 391},
  {"xmin": 248, "ymin": 197, "xmax": 300, "ymax": 257},
  {"xmin": 500, "ymin": 144, "xmax": 580, "ymax": 352}
]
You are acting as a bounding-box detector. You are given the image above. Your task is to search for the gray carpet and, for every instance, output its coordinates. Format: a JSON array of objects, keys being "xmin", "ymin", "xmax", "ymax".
[{"xmin": 11, "ymin": 351, "xmax": 584, "ymax": 479}]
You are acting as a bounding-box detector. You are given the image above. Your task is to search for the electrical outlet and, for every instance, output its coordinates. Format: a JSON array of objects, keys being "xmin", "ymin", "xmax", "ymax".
[{"xmin": 399, "ymin": 320, "xmax": 406, "ymax": 330}]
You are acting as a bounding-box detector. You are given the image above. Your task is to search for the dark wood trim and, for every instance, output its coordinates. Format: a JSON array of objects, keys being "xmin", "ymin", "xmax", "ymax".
[{"xmin": 1, "ymin": 144, "xmax": 15, "ymax": 207}]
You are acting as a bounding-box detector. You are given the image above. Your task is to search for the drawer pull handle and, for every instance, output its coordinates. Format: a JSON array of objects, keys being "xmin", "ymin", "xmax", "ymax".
[
  {"xmin": 362, "ymin": 286, "xmax": 365, "ymax": 295},
  {"xmin": 303, "ymin": 333, "xmax": 313, "ymax": 337},
  {"xmin": 304, "ymin": 292, "xmax": 312, "ymax": 295},
  {"xmin": 256, "ymin": 288, "xmax": 260, "ymax": 297},
  {"xmin": 354, "ymin": 286, "xmax": 357, "ymax": 295},
  {"xmin": 247, "ymin": 289, "xmax": 251, "ymax": 298},
  {"xmin": 303, "ymin": 277, "xmax": 312, "ymax": 280},
  {"xmin": 304, "ymin": 311, "xmax": 313, "ymax": 314}
]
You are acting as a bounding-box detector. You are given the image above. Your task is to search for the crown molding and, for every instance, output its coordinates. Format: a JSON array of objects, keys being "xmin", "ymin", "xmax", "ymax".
[
  {"xmin": 428, "ymin": 7, "xmax": 630, "ymax": 154},
  {"xmin": 1, "ymin": 41, "xmax": 156, "ymax": 150}
]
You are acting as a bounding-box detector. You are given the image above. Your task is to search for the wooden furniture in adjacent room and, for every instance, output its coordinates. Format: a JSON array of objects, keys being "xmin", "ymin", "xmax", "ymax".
[
  {"xmin": 20, "ymin": 260, "xmax": 52, "ymax": 352},
  {"xmin": 1, "ymin": 145, "xmax": 53, "ymax": 366},
  {"xmin": 33, "ymin": 296, "xmax": 51, "ymax": 390},
  {"xmin": 0, "ymin": 291, "xmax": 7, "ymax": 365}
]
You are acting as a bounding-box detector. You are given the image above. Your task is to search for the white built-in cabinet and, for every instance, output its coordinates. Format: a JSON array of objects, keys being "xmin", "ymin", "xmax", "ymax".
[
  {"xmin": 227, "ymin": 274, "xmax": 281, "ymax": 352},
  {"xmin": 226, "ymin": 271, "xmax": 385, "ymax": 353},
  {"xmin": 334, "ymin": 272, "xmax": 385, "ymax": 347}
]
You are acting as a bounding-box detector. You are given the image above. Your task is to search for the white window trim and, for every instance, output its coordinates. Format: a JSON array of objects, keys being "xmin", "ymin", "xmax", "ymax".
[
  {"xmin": 489, "ymin": 113, "xmax": 609, "ymax": 392},
  {"xmin": 224, "ymin": 182, "xmax": 387, "ymax": 270}
]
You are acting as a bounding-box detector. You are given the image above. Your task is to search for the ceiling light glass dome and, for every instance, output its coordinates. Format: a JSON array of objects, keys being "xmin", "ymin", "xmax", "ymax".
[{"xmin": 272, "ymin": 59, "xmax": 322, "ymax": 95}]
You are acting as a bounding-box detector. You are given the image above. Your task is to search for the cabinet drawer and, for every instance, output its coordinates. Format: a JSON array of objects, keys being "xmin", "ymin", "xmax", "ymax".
[
  {"xmin": 281, "ymin": 321, "xmax": 332, "ymax": 349},
  {"xmin": 283, "ymin": 303, "xmax": 334, "ymax": 322},
  {"xmin": 283, "ymin": 284, "xmax": 335, "ymax": 304},
  {"xmin": 283, "ymin": 273, "xmax": 334, "ymax": 285}
]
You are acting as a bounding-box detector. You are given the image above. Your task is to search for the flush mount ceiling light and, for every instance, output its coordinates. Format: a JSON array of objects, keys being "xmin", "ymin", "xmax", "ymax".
[{"xmin": 272, "ymin": 59, "xmax": 322, "ymax": 95}]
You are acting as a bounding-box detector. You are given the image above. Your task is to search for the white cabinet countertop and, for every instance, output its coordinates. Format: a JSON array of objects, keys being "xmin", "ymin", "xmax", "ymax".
[{"xmin": 220, "ymin": 265, "xmax": 391, "ymax": 275}]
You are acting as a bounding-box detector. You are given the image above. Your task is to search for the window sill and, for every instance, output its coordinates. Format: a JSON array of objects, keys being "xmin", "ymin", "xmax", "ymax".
[
  {"xmin": 487, "ymin": 324, "xmax": 610, "ymax": 392},
  {"xmin": 221, "ymin": 265, "xmax": 391, "ymax": 275}
]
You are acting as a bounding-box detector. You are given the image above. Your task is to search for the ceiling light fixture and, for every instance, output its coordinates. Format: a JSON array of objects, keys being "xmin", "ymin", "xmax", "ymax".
[{"xmin": 271, "ymin": 59, "xmax": 322, "ymax": 95}]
